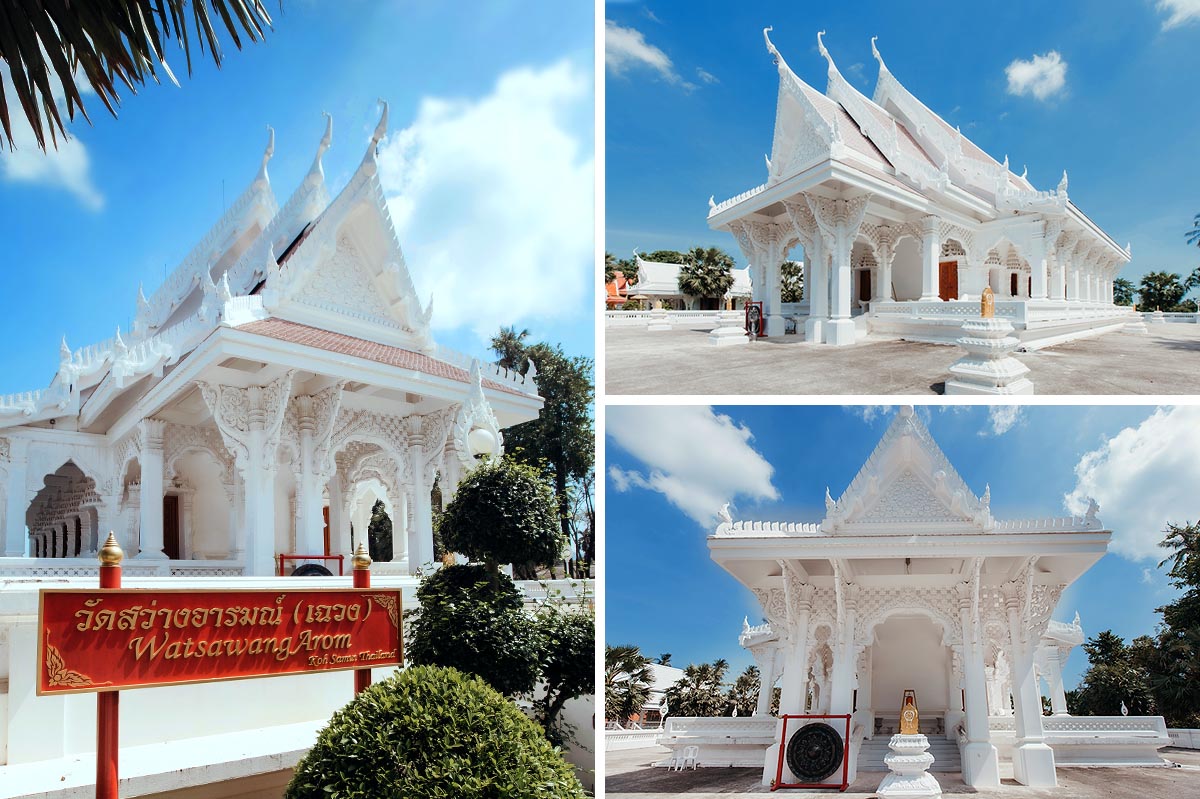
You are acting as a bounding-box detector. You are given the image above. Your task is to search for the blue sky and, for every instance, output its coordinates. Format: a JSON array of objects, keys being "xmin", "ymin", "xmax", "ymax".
[
  {"xmin": 606, "ymin": 404, "xmax": 1200, "ymax": 689},
  {"xmin": 0, "ymin": 1, "xmax": 594, "ymax": 396},
  {"xmin": 605, "ymin": 0, "xmax": 1200, "ymax": 291}
]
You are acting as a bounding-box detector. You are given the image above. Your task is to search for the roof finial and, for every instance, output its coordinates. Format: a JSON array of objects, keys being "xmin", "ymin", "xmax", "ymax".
[
  {"xmin": 371, "ymin": 98, "xmax": 389, "ymax": 148},
  {"xmin": 763, "ymin": 26, "xmax": 780, "ymax": 64},
  {"xmin": 708, "ymin": 195, "xmax": 716, "ymax": 210},
  {"xmin": 60, "ymin": 335, "xmax": 71, "ymax": 362},
  {"xmin": 817, "ymin": 30, "xmax": 832, "ymax": 68},
  {"xmin": 113, "ymin": 326, "xmax": 127, "ymax": 355},
  {"xmin": 871, "ymin": 35, "xmax": 888, "ymax": 73},
  {"xmin": 257, "ymin": 125, "xmax": 275, "ymax": 183},
  {"xmin": 1002, "ymin": 154, "xmax": 1009, "ymax": 172},
  {"xmin": 307, "ymin": 112, "xmax": 333, "ymax": 183},
  {"xmin": 825, "ymin": 486, "xmax": 835, "ymax": 511},
  {"xmin": 1021, "ymin": 164, "xmax": 1028, "ymax": 180},
  {"xmin": 137, "ymin": 282, "xmax": 150, "ymax": 310},
  {"xmin": 1058, "ymin": 169, "xmax": 1069, "ymax": 194}
]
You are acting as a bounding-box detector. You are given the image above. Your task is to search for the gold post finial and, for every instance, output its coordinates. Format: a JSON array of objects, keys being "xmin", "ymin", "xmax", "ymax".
[
  {"xmin": 351, "ymin": 542, "xmax": 372, "ymax": 570},
  {"xmin": 98, "ymin": 533, "xmax": 124, "ymax": 566}
]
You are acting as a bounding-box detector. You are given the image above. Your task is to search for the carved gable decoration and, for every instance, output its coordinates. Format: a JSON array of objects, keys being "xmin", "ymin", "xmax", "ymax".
[
  {"xmin": 823, "ymin": 407, "xmax": 992, "ymax": 533},
  {"xmin": 855, "ymin": 469, "xmax": 968, "ymax": 525},
  {"xmin": 291, "ymin": 236, "xmax": 397, "ymax": 326}
]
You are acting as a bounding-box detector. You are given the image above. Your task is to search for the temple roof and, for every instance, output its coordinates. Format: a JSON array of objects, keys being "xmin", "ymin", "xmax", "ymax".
[{"xmin": 630, "ymin": 254, "xmax": 754, "ymax": 297}]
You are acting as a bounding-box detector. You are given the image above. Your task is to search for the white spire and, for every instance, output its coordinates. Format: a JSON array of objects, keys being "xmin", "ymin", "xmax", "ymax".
[
  {"xmin": 871, "ymin": 35, "xmax": 889, "ymax": 74},
  {"xmin": 60, "ymin": 335, "xmax": 71, "ymax": 362},
  {"xmin": 763, "ymin": 26, "xmax": 780, "ymax": 64},
  {"xmin": 305, "ymin": 112, "xmax": 333, "ymax": 185},
  {"xmin": 371, "ymin": 98, "xmax": 389, "ymax": 149}
]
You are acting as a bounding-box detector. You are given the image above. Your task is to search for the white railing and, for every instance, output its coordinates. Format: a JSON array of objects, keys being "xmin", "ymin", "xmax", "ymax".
[
  {"xmin": 1168, "ymin": 729, "xmax": 1200, "ymax": 749},
  {"xmin": 0, "ymin": 558, "xmax": 244, "ymax": 578},
  {"xmin": 994, "ymin": 517, "xmax": 1098, "ymax": 532},
  {"xmin": 1043, "ymin": 716, "xmax": 1167, "ymax": 734},
  {"xmin": 604, "ymin": 310, "xmax": 726, "ymax": 328},
  {"xmin": 709, "ymin": 183, "xmax": 769, "ymax": 217},
  {"xmin": 518, "ymin": 579, "xmax": 592, "ymax": 606},
  {"xmin": 662, "ymin": 716, "xmax": 777, "ymax": 737},
  {"xmin": 605, "ymin": 729, "xmax": 665, "ymax": 751},
  {"xmin": 716, "ymin": 520, "xmax": 823, "ymax": 536},
  {"xmin": 1144, "ymin": 312, "xmax": 1199, "ymax": 323},
  {"xmin": 873, "ymin": 300, "xmax": 1026, "ymax": 323},
  {"xmin": 428, "ymin": 345, "xmax": 538, "ymax": 395}
]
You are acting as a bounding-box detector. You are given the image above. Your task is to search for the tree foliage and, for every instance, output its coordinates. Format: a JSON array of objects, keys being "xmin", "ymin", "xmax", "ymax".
[
  {"xmin": 489, "ymin": 333, "xmax": 595, "ymax": 577},
  {"xmin": 1072, "ymin": 629, "xmax": 1156, "ymax": 717},
  {"xmin": 366, "ymin": 499, "xmax": 392, "ymax": 563},
  {"xmin": 285, "ymin": 665, "xmax": 586, "ymax": 799},
  {"xmin": 1187, "ymin": 213, "xmax": 1200, "ymax": 249},
  {"xmin": 533, "ymin": 600, "xmax": 596, "ymax": 743},
  {"xmin": 678, "ymin": 246, "xmax": 735, "ymax": 304},
  {"xmin": 643, "ymin": 249, "xmax": 689, "ymax": 264},
  {"xmin": 781, "ymin": 261, "xmax": 804, "ymax": 303},
  {"xmin": 727, "ymin": 665, "xmax": 760, "ymax": 716},
  {"xmin": 439, "ymin": 458, "xmax": 563, "ymax": 570},
  {"xmin": 1, "ymin": 1, "xmax": 275, "ymax": 151},
  {"xmin": 404, "ymin": 564, "xmax": 540, "ymax": 697},
  {"xmin": 1137, "ymin": 271, "xmax": 1188, "ymax": 311},
  {"xmin": 1113, "ymin": 277, "xmax": 1135, "ymax": 306},
  {"xmin": 664, "ymin": 659, "xmax": 731, "ymax": 718},
  {"xmin": 605, "ymin": 644, "xmax": 652, "ymax": 725}
]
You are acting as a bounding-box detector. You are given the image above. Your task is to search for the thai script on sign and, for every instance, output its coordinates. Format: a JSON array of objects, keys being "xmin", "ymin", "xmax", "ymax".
[{"xmin": 38, "ymin": 588, "xmax": 402, "ymax": 694}]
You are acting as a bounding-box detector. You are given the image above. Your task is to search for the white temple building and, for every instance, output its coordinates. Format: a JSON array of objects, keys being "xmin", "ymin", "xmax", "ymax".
[
  {"xmin": 628, "ymin": 251, "xmax": 753, "ymax": 310},
  {"xmin": 0, "ymin": 105, "xmax": 542, "ymax": 580},
  {"xmin": 707, "ymin": 30, "xmax": 1133, "ymax": 347},
  {"xmin": 657, "ymin": 407, "xmax": 1169, "ymax": 790}
]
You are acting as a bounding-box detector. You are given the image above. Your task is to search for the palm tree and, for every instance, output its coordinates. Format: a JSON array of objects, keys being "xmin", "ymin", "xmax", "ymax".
[
  {"xmin": 727, "ymin": 664, "xmax": 761, "ymax": 716},
  {"xmin": 1186, "ymin": 213, "xmax": 1200, "ymax": 248},
  {"xmin": 1, "ymin": 1, "xmax": 275, "ymax": 151},
  {"xmin": 664, "ymin": 659, "xmax": 731, "ymax": 718},
  {"xmin": 1113, "ymin": 278, "xmax": 1135, "ymax": 306},
  {"xmin": 490, "ymin": 326, "xmax": 530, "ymax": 372},
  {"xmin": 605, "ymin": 644, "xmax": 653, "ymax": 725},
  {"xmin": 1137, "ymin": 271, "xmax": 1186, "ymax": 312},
  {"xmin": 678, "ymin": 246, "xmax": 735, "ymax": 309}
]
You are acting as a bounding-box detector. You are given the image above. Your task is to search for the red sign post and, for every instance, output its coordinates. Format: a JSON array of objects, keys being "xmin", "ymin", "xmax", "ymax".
[{"xmin": 39, "ymin": 536, "xmax": 399, "ymax": 797}]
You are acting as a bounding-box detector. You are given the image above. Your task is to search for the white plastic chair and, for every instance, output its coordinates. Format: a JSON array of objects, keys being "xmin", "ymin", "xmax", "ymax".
[{"xmin": 679, "ymin": 745, "xmax": 699, "ymax": 771}]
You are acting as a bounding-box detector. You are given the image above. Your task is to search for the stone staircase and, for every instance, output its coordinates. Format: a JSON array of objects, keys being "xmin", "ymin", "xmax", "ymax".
[{"xmin": 857, "ymin": 735, "xmax": 962, "ymax": 773}]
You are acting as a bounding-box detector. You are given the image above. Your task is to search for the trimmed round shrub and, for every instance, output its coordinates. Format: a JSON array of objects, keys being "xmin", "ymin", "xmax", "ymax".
[
  {"xmin": 285, "ymin": 665, "xmax": 586, "ymax": 799},
  {"xmin": 405, "ymin": 563, "xmax": 540, "ymax": 696},
  {"xmin": 440, "ymin": 457, "xmax": 563, "ymax": 567}
]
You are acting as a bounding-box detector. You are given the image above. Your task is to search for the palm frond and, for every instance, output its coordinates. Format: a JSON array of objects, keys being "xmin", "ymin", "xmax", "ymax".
[{"xmin": 0, "ymin": 0, "xmax": 276, "ymax": 151}]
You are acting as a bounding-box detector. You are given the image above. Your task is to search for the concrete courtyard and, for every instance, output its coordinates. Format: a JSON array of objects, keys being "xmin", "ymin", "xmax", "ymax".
[
  {"xmin": 605, "ymin": 745, "xmax": 1200, "ymax": 798},
  {"xmin": 604, "ymin": 323, "xmax": 1200, "ymax": 396}
]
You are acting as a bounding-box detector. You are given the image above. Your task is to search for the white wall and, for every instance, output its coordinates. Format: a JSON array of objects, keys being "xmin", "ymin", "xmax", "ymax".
[
  {"xmin": 892, "ymin": 237, "xmax": 922, "ymax": 301},
  {"xmin": 870, "ymin": 615, "xmax": 950, "ymax": 714},
  {"xmin": 176, "ymin": 452, "xmax": 231, "ymax": 559}
]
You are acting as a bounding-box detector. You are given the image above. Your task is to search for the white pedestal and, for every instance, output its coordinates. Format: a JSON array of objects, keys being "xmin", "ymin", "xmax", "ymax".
[
  {"xmin": 825, "ymin": 318, "xmax": 856, "ymax": 346},
  {"xmin": 804, "ymin": 318, "xmax": 825, "ymax": 344},
  {"xmin": 766, "ymin": 314, "xmax": 785, "ymax": 338},
  {"xmin": 945, "ymin": 318, "xmax": 1034, "ymax": 395},
  {"xmin": 1012, "ymin": 740, "xmax": 1057, "ymax": 787},
  {"xmin": 709, "ymin": 326, "xmax": 749, "ymax": 347},
  {"xmin": 960, "ymin": 740, "xmax": 1000, "ymax": 788},
  {"xmin": 877, "ymin": 734, "xmax": 942, "ymax": 799}
]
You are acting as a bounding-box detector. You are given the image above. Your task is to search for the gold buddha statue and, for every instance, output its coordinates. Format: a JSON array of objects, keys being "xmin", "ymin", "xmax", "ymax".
[{"xmin": 899, "ymin": 690, "xmax": 919, "ymax": 735}]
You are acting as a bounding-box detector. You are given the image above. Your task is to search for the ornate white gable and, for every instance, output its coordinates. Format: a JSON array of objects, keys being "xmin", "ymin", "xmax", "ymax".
[
  {"xmin": 823, "ymin": 406, "xmax": 992, "ymax": 533},
  {"xmin": 290, "ymin": 236, "xmax": 396, "ymax": 324}
]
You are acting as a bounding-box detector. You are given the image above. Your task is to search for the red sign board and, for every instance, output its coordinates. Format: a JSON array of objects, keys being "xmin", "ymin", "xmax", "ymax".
[{"xmin": 37, "ymin": 588, "xmax": 402, "ymax": 694}]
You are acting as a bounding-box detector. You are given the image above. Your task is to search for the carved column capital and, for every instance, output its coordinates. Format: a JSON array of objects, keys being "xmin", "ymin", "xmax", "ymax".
[
  {"xmin": 198, "ymin": 371, "xmax": 296, "ymax": 472},
  {"xmin": 139, "ymin": 418, "xmax": 166, "ymax": 452}
]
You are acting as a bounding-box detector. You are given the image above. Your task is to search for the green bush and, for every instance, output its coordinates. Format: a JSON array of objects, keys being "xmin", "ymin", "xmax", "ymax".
[
  {"xmin": 405, "ymin": 563, "xmax": 540, "ymax": 697},
  {"xmin": 286, "ymin": 665, "xmax": 586, "ymax": 799},
  {"xmin": 440, "ymin": 458, "xmax": 563, "ymax": 568}
]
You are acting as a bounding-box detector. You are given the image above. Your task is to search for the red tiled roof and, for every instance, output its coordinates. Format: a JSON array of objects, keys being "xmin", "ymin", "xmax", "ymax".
[{"xmin": 236, "ymin": 318, "xmax": 530, "ymax": 397}]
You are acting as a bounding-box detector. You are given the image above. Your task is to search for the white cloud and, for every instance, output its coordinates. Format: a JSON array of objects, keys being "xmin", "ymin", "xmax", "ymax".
[
  {"xmin": 849, "ymin": 405, "xmax": 893, "ymax": 422},
  {"xmin": 1065, "ymin": 406, "xmax": 1200, "ymax": 561},
  {"xmin": 378, "ymin": 60, "xmax": 592, "ymax": 338},
  {"xmin": 696, "ymin": 67, "xmax": 719, "ymax": 85},
  {"xmin": 983, "ymin": 406, "xmax": 1023, "ymax": 436},
  {"xmin": 0, "ymin": 65, "xmax": 103, "ymax": 210},
  {"xmin": 1158, "ymin": 0, "xmax": 1200, "ymax": 30},
  {"xmin": 1005, "ymin": 51, "xmax": 1067, "ymax": 101},
  {"xmin": 1142, "ymin": 567, "xmax": 1154, "ymax": 585},
  {"xmin": 607, "ymin": 405, "xmax": 779, "ymax": 526},
  {"xmin": 605, "ymin": 20, "xmax": 692, "ymax": 89}
]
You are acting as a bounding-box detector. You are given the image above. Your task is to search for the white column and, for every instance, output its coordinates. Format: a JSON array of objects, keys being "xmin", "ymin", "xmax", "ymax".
[
  {"xmin": 764, "ymin": 584, "xmax": 813, "ymax": 786},
  {"xmin": 3, "ymin": 438, "xmax": 28, "ymax": 556},
  {"xmin": 828, "ymin": 234, "xmax": 855, "ymax": 345},
  {"xmin": 1004, "ymin": 582, "xmax": 1057, "ymax": 787},
  {"xmin": 136, "ymin": 419, "xmax": 167, "ymax": 559},
  {"xmin": 1048, "ymin": 253, "xmax": 1064, "ymax": 300},
  {"xmin": 956, "ymin": 581, "xmax": 1000, "ymax": 787},
  {"xmin": 1045, "ymin": 649, "xmax": 1069, "ymax": 716},
  {"xmin": 180, "ymin": 492, "xmax": 194, "ymax": 558},
  {"xmin": 920, "ymin": 215, "xmax": 940, "ymax": 301},
  {"xmin": 406, "ymin": 415, "xmax": 436, "ymax": 569},
  {"xmin": 1030, "ymin": 238, "xmax": 1048, "ymax": 300},
  {"xmin": 294, "ymin": 396, "xmax": 324, "ymax": 555},
  {"xmin": 805, "ymin": 243, "xmax": 829, "ymax": 344},
  {"xmin": 829, "ymin": 584, "xmax": 857, "ymax": 715},
  {"xmin": 199, "ymin": 372, "xmax": 294, "ymax": 577},
  {"xmin": 327, "ymin": 475, "xmax": 351, "ymax": 559}
]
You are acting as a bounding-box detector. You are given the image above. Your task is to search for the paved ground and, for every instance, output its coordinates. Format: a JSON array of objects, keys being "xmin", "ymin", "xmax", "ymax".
[
  {"xmin": 605, "ymin": 745, "xmax": 1200, "ymax": 798},
  {"xmin": 604, "ymin": 323, "xmax": 1200, "ymax": 396}
]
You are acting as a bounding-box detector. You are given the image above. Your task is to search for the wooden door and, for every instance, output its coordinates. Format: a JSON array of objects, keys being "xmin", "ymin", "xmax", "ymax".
[
  {"xmin": 938, "ymin": 261, "xmax": 959, "ymax": 301},
  {"xmin": 323, "ymin": 506, "xmax": 331, "ymax": 556},
  {"xmin": 858, "ymin": 270, "xmax": 872, "ymax": 305},
  {"xmin": 162, "ymin": 494, "xmax": 180, "ymax": 560},
  {"xmin": 1010, "ymin": 273, "xmax": 1018, "ymax": 297}
]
